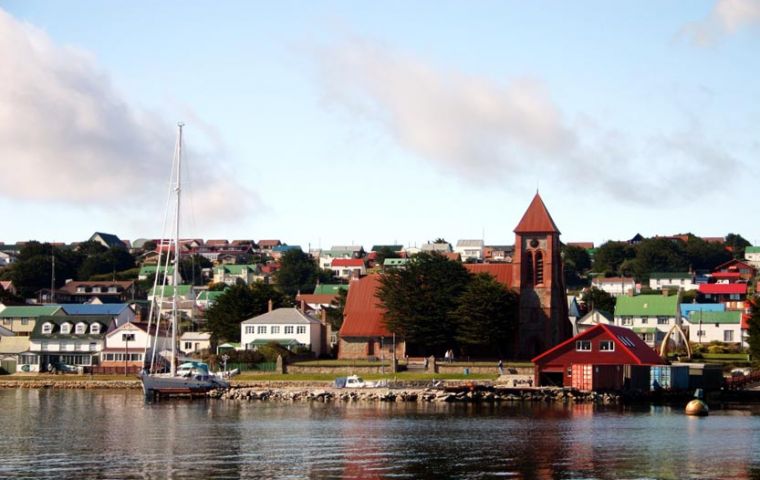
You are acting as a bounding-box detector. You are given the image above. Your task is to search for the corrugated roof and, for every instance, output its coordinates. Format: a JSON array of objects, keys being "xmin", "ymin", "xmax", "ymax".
[
  {"xmin": 59, "ymin": 281, "xmax": 134, "ymax": 294},
  {"xmin": 680, "ymin": 303, "xmax": 725, "ymax": 316},
  {"xmin": 688, "ymin": 310, "xmax": 741, "ymax": 324},
  {"xmin": 332, "ymin": 258, "xmax": 364, "ymax": 267},
  {"xmin": 0, "ymin": 305, "xmax": 62, "ymax": 318},
  {"xmin": 514, "ymin": 193, "xmax": 560, "ymax": 234},
  {"xmin": 371, "ymin": 245, "xmax": 404, "ymax": 252},
  {"xmin": 745, "ymin": 246, "xmax": 760, "ymax": 254},
  {"xmin": 650, "ymin": 272, "xmax": 692, "ymax": 280},
  {"xmin": 241, "ymin": 308, "xmax": 321, "ymax": 325},
  {"xmin": 698, "ymin": 283, "xmax": 747, "ymax": 295},
  {"xmin": 314, "ymin": 284, "xmax": 348, "ymax": 295},
  {"xmin": 615, "ymin": 294, "xmax": 679, "ymax": 317},
  {"xmin": 463, "ymin": 264, "xmax": 513, "ymax": 287},
  {"xmin": 297, "ymin": 293, "xmax": 338, "ymax": 305},
  {"xmin": 456, "ymin": 239, "xmax": 484, "ymax": 248},
  {"xmin": 339, "ymin": 275, "xmax": 392, "ymax": 337},
  {"xmin": 60, "ymin": 304, "xmax": 129, "ymax": 315}
]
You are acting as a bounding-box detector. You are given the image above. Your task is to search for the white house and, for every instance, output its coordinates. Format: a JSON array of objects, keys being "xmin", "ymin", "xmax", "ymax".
[
  {"xmin": 22, "ymin": 315, "xmax": 112, "ymax": 372},
  {"xmin": 212, "ymin": 264, "xmax": 259, "ymax": 285},
  {"xmin": 649, "ymin": 273, "xmax": 697, "ymax": 291},
  {"xmin": 454, "ymin": 240, "xmax": 484, "ymax": 261},
  {"xmin": 576, "ymin": 309, "xmax": 614, "ymax": 334},
  {"xmin": 591, "ymin": 277, "xmax": 640, "ymax": 297},
  {"xmin": 330, "ymin": 258, "xmax": 366, "ymax": 279},
  {"xmin": 684, "ymin": 310, "xmax": 746, "ymax": 347},
  {"xmin": 318, "ymin": 249, "xmax": 357, "ymax": 270},
  {"xmin": 179, "ymin": 331, "xmax": 212, "ymax": 355},
  {"xmin": 241, "ymin": 308, "xmax": 323, "ymax": 357},
  {"xmin": 100, "ymin": 321, "xmax": 171, "ymax": 370},
  {"xmin": 0, "ymin": 252, "xmax": 16, "ymax": 267},
  {"xmin": 613, "ymin": 294, "xmax": 682, "ymax": 349},
  {"xmin": 421, "ymin": 242, "xmax": 452, "ymax": 253},
  {"xmin": 745, "ymin": 246, "xmax": 760, "ymax": 268}
]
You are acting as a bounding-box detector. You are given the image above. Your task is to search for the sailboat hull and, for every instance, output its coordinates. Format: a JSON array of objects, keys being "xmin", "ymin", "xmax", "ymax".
[{"xmin": 140, "ymin": 371, "xmax": 229, "ymax": 397}]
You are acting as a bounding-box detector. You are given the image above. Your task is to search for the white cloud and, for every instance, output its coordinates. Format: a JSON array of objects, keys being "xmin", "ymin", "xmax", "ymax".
[
  {"xmin": 0, "ymin": 9, "xmax": 258, "ymax": 226},
  {"xmin": 682, "ymin": 0, "xmax": 760, "ymax": 46}
]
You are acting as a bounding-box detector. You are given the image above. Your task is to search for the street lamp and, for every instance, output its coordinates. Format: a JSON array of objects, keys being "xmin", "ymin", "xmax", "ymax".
[
  {"xmin": 221, "ymin": 353, "xmax": 229, "ymax": 377},
  {"xmin": 122, "ymin": 333, "xmax": 135, "ymax": 376}
]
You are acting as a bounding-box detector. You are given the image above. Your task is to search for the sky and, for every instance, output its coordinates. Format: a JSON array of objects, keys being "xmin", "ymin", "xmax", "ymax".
[{"xmin": 2, "ymin": 0, "xmax": 760, "ymax": 249}]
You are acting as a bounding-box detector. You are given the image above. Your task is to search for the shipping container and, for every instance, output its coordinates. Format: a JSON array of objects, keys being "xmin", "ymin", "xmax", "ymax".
[
  {"xmin": 671, "ymin": 362, "xmax": 724, "ymax": 391},
  {"xmin": 650, "ymin": 365, "xmax": 690, "ymax": 391},
  {"xmin": 623, "ymin": 365, "xmax": 651, "ymax": 391},
  {"xmin": 571, "ymin": 364, "xmax": 624, "ymax": 391}
]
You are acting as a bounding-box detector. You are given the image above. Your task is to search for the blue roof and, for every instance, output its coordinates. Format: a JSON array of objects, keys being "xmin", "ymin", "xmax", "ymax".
[
  {"xmin": 273, "ymin": 245, "xmax": 302, "ymax": 252},
  {"xmin": 60, "ymin": 304, "xmax": 129, "ymax": 316},
  {"xmin": 680, "ymin": 303, "xmax": 725, "ymax": 316}
]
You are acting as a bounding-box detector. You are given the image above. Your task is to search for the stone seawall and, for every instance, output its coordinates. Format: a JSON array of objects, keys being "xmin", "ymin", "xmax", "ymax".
[{"xmin": 0, "ymin": 380, "xmax": 141, "ymax": 389}]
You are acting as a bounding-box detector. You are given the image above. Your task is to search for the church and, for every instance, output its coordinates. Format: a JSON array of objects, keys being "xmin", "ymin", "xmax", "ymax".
[{"xmin": 338, "ymin": 193, "xmax": 571, "ymax": 360}]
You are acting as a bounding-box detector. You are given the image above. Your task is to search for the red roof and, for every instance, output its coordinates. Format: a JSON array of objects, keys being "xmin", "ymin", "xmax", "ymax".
[
  {"xmin": 464, "ymin": 263, "xmax": 513, "ymax": 288},
  {"xmin": 532, "ymin": 323, "xmax": 663, "ymax": 365},
  {"xmin": 713, "ymin": 259, "xmax": 756, "ymax": 273},
  {"xmin": 698, "ymin": 283, "xmax": 747, "ymax": 295},
  {"xmin": 296, "ymin": 293, "xmax": 337, "ymax": 305},
  {"xmin": 514, "ymin": 193, "xmax": 560, "ymax": 234},
  {"xmin": 710, "ymin": 272, "xmax": 741, "ymax": 280},
  {"xmin": 339, "ymin": 275, "xmax": 392, "ymax": 337},
  {"xmin": 332, "ymin": 258, "xmax": 365, "ymax": 268}
]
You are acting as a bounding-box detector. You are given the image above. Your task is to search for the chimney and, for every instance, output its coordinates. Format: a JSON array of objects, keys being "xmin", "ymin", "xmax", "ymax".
[
  {"xmin": 268, "ymin": 299, "xmax": 273, "ymax": 312},
  {"xmin": 300, "ymin": 299, "xmax": 305, "ymax": 313}
]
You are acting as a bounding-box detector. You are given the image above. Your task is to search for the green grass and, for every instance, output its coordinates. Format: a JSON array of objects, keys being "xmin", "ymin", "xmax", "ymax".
[
  {"xmin": 701, "ymin": 353, "xmax": 751, "ymax": 361},
  {"xmin": 234, "ymin": 372, "xmax": 496, "ymax": 382},
  {"xmin": 289, "ymin": 360, "xmax": 391, "ymax": 367}
]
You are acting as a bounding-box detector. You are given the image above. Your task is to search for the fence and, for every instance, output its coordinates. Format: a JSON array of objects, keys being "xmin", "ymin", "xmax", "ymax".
[
  {"xmin": 227, "ymin": 362, "xmax": 277, "ymax": 372},
  {"xmin": 89, "ymin": 366, "xmax": 143, "ymax": 375}
]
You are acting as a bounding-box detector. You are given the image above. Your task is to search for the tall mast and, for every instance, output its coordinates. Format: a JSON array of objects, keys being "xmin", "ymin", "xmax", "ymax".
[{"xmin": 170, "ymin": 122, "xmax": 184, "ymax": 376}]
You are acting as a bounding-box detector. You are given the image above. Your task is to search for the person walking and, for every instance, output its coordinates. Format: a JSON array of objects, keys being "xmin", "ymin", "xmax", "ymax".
[{"xmin": 498, "ymin": 360, "xmax": 504, "ymax": 376}]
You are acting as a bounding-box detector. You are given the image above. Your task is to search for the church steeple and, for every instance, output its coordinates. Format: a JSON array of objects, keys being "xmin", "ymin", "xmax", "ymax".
[{"xmin": 514, "ymin": 193, "xmax": 560, "ymax": 234}]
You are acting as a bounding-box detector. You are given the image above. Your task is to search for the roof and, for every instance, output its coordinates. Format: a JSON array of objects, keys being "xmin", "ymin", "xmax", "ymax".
[
  {"xmin": 532, "ymin": 323, "xmax": 663, "ymax": 365},
  {"xmin": 273, "ymin": 245, "xmax": 302, "ymax": 252},
  {"xmin": 713, "ymin": 259, "xmax": 756, "ymax": 273},
  {"xmin": 297, "ymin": 293, "xmax": 337, "ymax": 305},
  {"xmin": 339, "ymin": 275, "xmax": 392, "ymax": 337},
  {"xmin": 745, "ymin": 246, "xmax": 760, "ymax": 254},
  {"xmin": 650, "ymin": 272, "xmax": 692, "ymax": 280},
  {"xmin": 0, "ymin": 305, "xmax": 62, "ymax": 318},
  {"xmin": 90, "ymin": 232, "xmax": 124, "ymax": 249},
  {"xmin": 332, "ymin": 258, "xmax": 365, "ymax": 268},
  {"xmin": 593, "ymin": 276, "xmax": 636, "ymax": 284},
  {"xmin": 258, "ymin": 240, "xmax": 281, "ymax": 247},
  {"xmin": 216, "ymin": 264, "xmax": 257, "ymax": 275},
  {"xmin": 105, "ymin": 321, "xmax": 151, "ymax": 335},
  {"xmin": 196, "ymin": 290, "xmax": 227, "ymax": 302},
  {"xmin": 421, "ymin": 243, "xmax": 452, "ymax": 252},
  {"xmin": 577, "ymin": 308, "xmax": 613, "ymax": 325},
  {"xmin": 31, "ymin": 315, "xmax": 111, "ymax": 339},
  {"xmin": 180, "ymin": 331, "xmax": 212, "ymax": 340},
  {"xmin": 241, "ymin": 308, "xmax": 321, "ymax": 325},
  {"xmin": 371, "ymin": 245, "xmax": 403, "ymax": 252},
  {"xmin": 514, "ymin": 193, "xmax": 560, "ymax": 234},
  {"xmin": 567, "ymin": 242, "xmax": 594, "ymax": 249},
  {"xmin": 60, "ymin": 304, "xmax": 130, "ymax": 316},
  {"xmin": 463, "ymin": 264, "xmax": 513, "ymax": 287},
  {"xmin": 456, "ymin": 239, "xmax": 484, "ymax": 248},
  {"xmin": 614, "ymin": 294, "xmax": 679, "ymax": 317},
  {"xmin": 383, "ymin": 258, "xmax": 409, "ymax": 266},
  {"xmin": 680, "ymin": 303, "xmax": 725, "ymax": 316},
  {"xmin": 314, "ymin": 284, "xmax": 348, "ymax": 295},
  {"xmin": 58, "ymin": 281, "xmax": 134, "ymax": 294},
  {"xmin": 148, "ymin": 285, "xmax": 194, "ymax": 297},
  {"xmin": 687, "ymin": 310, "xmax": 741, "ymax": 325},
  {"xmin": 698, "ymin": 283, "xmax": 747, "ymax": 295}
]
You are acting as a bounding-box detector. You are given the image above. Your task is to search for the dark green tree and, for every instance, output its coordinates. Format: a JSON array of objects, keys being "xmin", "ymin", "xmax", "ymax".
[
  {"xmin": 593, "ymin": 241, "xmax": 636, "ymax": 275},
  {"xmin": 77, "ymin": 247, "xmax": 135, "ymax": 280},
  {"xmin": 206, "ymin": 282, "xmax": 287, "ymax": 343},
  {"xmin": 747, "ymin": 297, "xmax": 760, "ymax": 363},
  {"xmin": 725, "ymin": 233, "xmax": 751, "ymax": 259},
  {"xmin": 178, "ymin": 254, "xmax": 212, "ymax": 286},
  {"xmin": 580, "ymin": 287, "xmax": 616, "ymax": 315},
  {"xmin": 632, "ymin": 238, "xmax": 689, "ymax": 281},
  {"xmin": 562, "ymin": 245, "xmax": 592, "ymax": 287},
  {"xmin": 453, "ymin": 273, "xmax": 519, "ymax": 357},
  {"xmin": 374, "ymin": 246, "xmax": 401, "ymax": 267},
  {"xmin": 684, "ymin": 235, "xmax": 731, "ymax": 271},
  {"xmin": 377, "ymin": 252, "xmax": 470, "ymax": 353},
  {"xmin": 326, "ymin": 287, "xmax": 349, "ymax": 330},
  {"xmin": 275, "ymin": 250, "xmax": 320, "ymax": 298}
]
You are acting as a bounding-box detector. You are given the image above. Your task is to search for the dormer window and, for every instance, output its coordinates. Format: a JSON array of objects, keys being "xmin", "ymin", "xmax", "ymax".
[
  {"xmin": 41, "ymin": 323, "xmax": 53, "ymax": 334},
  {"xmin": 76, "ymin": 323, "xmax": 87, "ymax": 334},
  {"xmin": 60, "ymin": 323, "xmax": 72, "ymax": 334},
  {"xmin": 77, "ymin": 287, "xmax": 86, "ymax": 293},
  {"xmin": 90, "ymin": 324, "xmax": 101, "ymax": 334}
]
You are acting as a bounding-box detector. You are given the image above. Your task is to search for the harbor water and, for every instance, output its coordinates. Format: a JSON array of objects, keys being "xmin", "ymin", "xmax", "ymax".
[{"xmin": 1, "ymin": 389, "xmax": 760, "ymax": 479}]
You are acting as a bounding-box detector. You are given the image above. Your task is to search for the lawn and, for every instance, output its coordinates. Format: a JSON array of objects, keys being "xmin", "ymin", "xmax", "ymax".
[{"xmin": 234, "ymin": 372, "xmax": 496, "ymax": 382}]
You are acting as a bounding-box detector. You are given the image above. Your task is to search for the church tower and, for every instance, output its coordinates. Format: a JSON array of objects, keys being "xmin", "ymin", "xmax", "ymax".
[{"xmin": 511, "ymin": 193, "xmax": 571, "ymax": 358}]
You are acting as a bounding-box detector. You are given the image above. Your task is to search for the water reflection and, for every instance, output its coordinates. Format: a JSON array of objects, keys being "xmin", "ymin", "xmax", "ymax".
[{"xmin": 1, "ymin": 390, "xmax": 760, "ymax": 479}]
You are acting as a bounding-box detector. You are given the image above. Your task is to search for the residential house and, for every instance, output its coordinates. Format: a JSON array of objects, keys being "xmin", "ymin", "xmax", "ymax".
[
  {"xmin": 532, "ymin": 323, "xmax": 663, "ymax": 388},
  {"xmin": 421, "ymin": 242, "xmax": 452, "ymax": 253},
  {"xmin": 23, "ymin": 315, "xmax": 112, "ymax": 372},
  {"xmin": 483, "ymin": 245, "xmax": 514, "ymax": 263},
  {"xmin": 454, "ymin": 239, "xmax": 484, "ymax": 261},
  {"xmin": 370, "ymin": 245, "xmax": 403, "ymax": 254},
  {"xmin": 649, "ymin": 272, "xmax": 697, "ymax": 291},
  {"xmin": 0, "ymin": 331, "xmax": 29, "ymax": 374},
  {"xmin": 684, "ymin": 310, "xmax": 746, "ymax": 347},
  {"xmin": 100, "ymin": 321, "xmax": 171, "ymax": 372},
  {"xmin": 331, "ymin": 245, "xmax": 366, "ymax": 258},
  {"xmin": 0, "ymin": 280, "xmax": 17, "ymax": 295},
  {"xmin": 88, "ymin": 232, "xmax": 126, "ymax": 249},
  {"xmin": 271, "ymin": 245, "xmax": 303, "ymax": 260},
  {"xmin": 331, "ymin": 258, "xmax": 366, "ymax": 279},
  {"xmin": 0, "ymin": 251, "xmax": 16, "ymax": 267},
  {"xmin": 576, "ymin": 309, "xmax": 614, "ymax": 334},
  {"xmin": 744, "ymin": 246, "xmax": 760, "ymax": 268},
  {"xmin": 195, "ymin": 289, "xmax": 227, "ymax": 311},
  {"xmin": 317, "ymin": 249, "xmax": 356, "ymax": 270},
  {"xmin": 0, "ymin": 305, "xmax": 64, "ymax": 337},
  {"xmin": 314, "ymin": 284, "xmax": 348, "ymax": 295},
  {"xmin": 57, "ymin": 281, "xmax": 137, "ymax": 303},
  {"xmin": 383, "ymin": 258, "xmax": 409, "ymax": 269},
  {"xmin": 257, "ymin": 240, "xmax": 282, "ymax": 251},
  {"xmin": 59, "ymin": 303, "xmax": 136, "ymax": 325},
  {"xmin": 138, "ymin": 265, "xmax": 178, "ymax": 282},
  {"xmin": 212, "ymin": 264, "xmax": 259, "ymax": 285},
  {"xmin": 712, "ymin": 259, "xmax": 757, "ymax": 281},
  {"xmin": 698, "ymin": 283, "xmax": 747, "ymax": 304},
  {"xmin": 179, "ymin": 331, "xmax": 212, "ymax": 355},
  {"xmin": 614, "ymin": 294, "xmax": 682, "ymax": 349},
  {"xmin": 338, "ymin": 275, "xmax": 405, "ymax": 360},
  {"xmin": 591, "ymin": 277, "xmax": 639, "ymax": 297},
  {"xmin": 241, "ymin": 308, "xmax": 324, "ymax": 356}
]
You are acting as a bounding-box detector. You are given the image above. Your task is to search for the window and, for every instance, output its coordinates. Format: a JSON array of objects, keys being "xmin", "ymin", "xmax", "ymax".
[
  {"xmin": 641, "ymin": 317, "xmax": 648, "ymax": 324},
  {"xmin": 599, "ymin": 340, "xmax": 615, "ymax": 352},
  {"xmin": 525, "ymin": 251, "xmax": 534, "ymax": 286},
  {"xmin": 271, "ymin": 326, "xmax": 280, "ymax": 334},
  {"xmin": 60, "ymin": 323, "xmax": 71, "ymax": 334},
  {"xmin": 535, "ymin": 251, "xmax": 544, "ymax": 285},
  {"xmin": 617, "ymin": 335, "xmax": 636, "ymax": 348},
  {"xmin": 42, "ymin": 323, "xmax": 53, "ymax": 334},
  {"xmin": 89, "ymin": 342, "xmax": 97, "ymax": 351},
  {"xmin": 2, "ymin": 319, "xmax": 10, "ymax": 325},
  {"xmin": 644, "ymin": 333, "xmax": 654, "ymax": 343},
  {"xmin": 657, "ymin": 317, "xmax": 669, "ymax": 325},
  {"xmin": 576, "ymin": 340, "xmax": 591, "ymax": 351},
  {"xmin": 245, "ymin": 326, "xmax": 254, "ymax": 334},
  {"xmin": 21, "ymin": 318, "xmax": 29, "ymax": 326},
  {"xmin": 90, "ymin": 324, "xmax": 101, "ymax": 334},
  {"xmin": 724, "ymin": 330, "xmax": 734, "ymax": 342},
  {"xmin": 621, "ymin": 317, "xmax": 633, "ymax": 326},
  {"xmin": 76, "ymin": 323, "xmax": 86, "ymax": 334},
  {"xmin": 184, "ymin": 342, "xmax": 193, "ymax": 350},
  {"xmin": 77, "ymin": 287, "xmax": 86, "ymax": 293},
  {"xmin": 284, "ymin": 326, "xmax": 294, "ymax": 335},
  {"xmin": 296, "ymin": 326, "xmax": 306, "ymax": 334},
  {"xmin": 697, "ymin": 330, "xmax": 705, "ymax": 337},
  {"xmin": 257, "ymin": 326, "xmax": 267, "ymax": 334}
]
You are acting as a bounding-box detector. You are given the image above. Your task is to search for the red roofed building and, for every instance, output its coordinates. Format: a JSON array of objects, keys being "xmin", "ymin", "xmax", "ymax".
[
  {"xmin": 338, "ymin": 275, "xmax": 405, "ymax": 360},
  {"xmin": 532, "ymin": 323, "xmax": 663, "ymax": 387},
  {"xmin": 331, "ymin": 258, "xmax": 367, "ymax": 279},
  {"xmin": 464, "ymin": 263, "xmax": 513, "ymax": 287},
  {"xmin": 698, "ymin": 283, "xmax": 748, "ymax": 303},
  {"xmin": 712, "ymin": 259, "xmax": 756, "ymax": 281}
]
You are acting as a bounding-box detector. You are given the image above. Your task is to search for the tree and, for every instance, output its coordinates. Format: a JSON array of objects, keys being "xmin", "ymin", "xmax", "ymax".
[
  {"xmin": 453, "ymin": 273, "xmax": 519, "ymax": 357},
  {"xmin": 77, "ymin": 247, "xmax": 135, "ymax": 280},
  {"xmin": 562, "ymin": 245, "xmax": 591, "ymax": 287},
  {"xmin": 178, "ymin": 254, "xmax": 212, "ymax": 286},
  {"xmin": 326, "ymin": 287, "xmax": 348, "ymax": 330},
  {"xmin": 684, "ymin": 235, "xmax": 731, "ymax": 271},
  {"xmin": 725, "ymin": 233, "xmax": 751, "ymax": 259},
  {"xmin": 377, "ymin": 252, "xmax": 471, "ymax": 353},
  {"xmin": 593, "ymin": 241, "xmax": 635, "ymax": 275},
  {"xmin": 275, "ymin": 250, "xmax": 320, "ymax": 298},
  {"xmin": 632, "ymin": 238, "xmax": 689, "ymax": 281},
  {"xmin": 205, "ymin": 282, "xmax": 287, "ymax": 343},
  {"xmin": 747, "ymin": 297, "xmax": 760, "ymax": 363},
  {"xmin": 374, "ymin": 246, "xmax": 400, "ymax": 267},
  {"xmin": 580, "ymin": 287, "xmax": 616, "ymax": 315}
]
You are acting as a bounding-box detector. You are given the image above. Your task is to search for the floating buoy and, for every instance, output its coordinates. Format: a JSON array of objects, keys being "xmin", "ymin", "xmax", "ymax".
[{"xmin": 685, "ymin": 388, "xmax": 709, "ymax": 416}]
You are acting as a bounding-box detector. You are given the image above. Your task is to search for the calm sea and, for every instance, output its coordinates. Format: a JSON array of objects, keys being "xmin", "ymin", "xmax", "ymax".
[{"xmin": 1, "ymin": 389, "xmax": 759, "ymax": 479}]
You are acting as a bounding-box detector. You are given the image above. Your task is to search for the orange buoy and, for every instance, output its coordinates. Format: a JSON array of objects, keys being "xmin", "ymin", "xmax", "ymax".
[{"xmin": 685, "ymin": 399, "xmax": 709, "ymax": 416}]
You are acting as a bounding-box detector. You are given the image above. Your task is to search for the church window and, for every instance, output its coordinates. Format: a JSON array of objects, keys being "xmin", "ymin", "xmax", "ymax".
[
  {"xmin": 535, "ymin": 251, "xmax": 544, "ymax": 285},
  {"xmin": 525, "ymin": 251, "xmax": 534, "ymax": 286}
]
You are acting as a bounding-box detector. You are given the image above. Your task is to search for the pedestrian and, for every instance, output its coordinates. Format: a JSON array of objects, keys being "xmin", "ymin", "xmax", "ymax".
[
  {"xmin": 498, "ymin": 360, "xmax": 504, "ymax": 376},
  {"xmin": 444, "ymin": 349, "xmax": 450, "ymax": 363}
]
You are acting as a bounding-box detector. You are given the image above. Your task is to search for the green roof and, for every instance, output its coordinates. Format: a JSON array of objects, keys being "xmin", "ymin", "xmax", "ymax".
[
  {"xmin": 216, "ymin": 264, "xmax": 257, "ymax": 275},
  {"xmin": 313, "ymin": 284, "xmax": 348, "ymax": 295},
  {"xmin": 139, "ymin": 265, "xmax": 175, "ymax": 275},
  {"xmin": 371, "ymin": 245, "xmax": 404, "ymax": 252},
  {"xmin": 745, "ymin": 246, "xmax": 760, "ymax": 254},
  {"xmin": 197, "ymin": 290, "xmax": 227, "ymax": 301},
  {"xmin": 632, "ymin": 327, "xmax": 657, "ymax": 334},
  {"xmin": 0, "ymin": 305, "xmax": 62, "ymax": 318},
  {"xmin": 650, "ymin": 272, "xmax": 692, "ymax": 280},
  {"xmin": 149, "ymin": 285, "xmax": 193, "ymax": 297},
  {"xmin": 31, "ymin": 315, "xmax": 111, "ymax": 339},
  {"xmin": 615, "ymin": 295, "xmax": 679, "ymax": 317},
  {"xmin": 247, "ymin": 339, "xmax": 301, "ymax": 347},
  {"xmin": 383, "ymin": 258, "xmax": 409, "ymax": 266},
  {"xmin": 688, "ymin": 311, "xmax": 741, "ymax": 324}
]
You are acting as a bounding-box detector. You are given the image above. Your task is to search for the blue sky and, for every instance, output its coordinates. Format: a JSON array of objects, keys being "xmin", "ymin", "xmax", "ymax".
[{"xmin": 2, "ymin": 1, "xmax": 760, "ymax": 248}]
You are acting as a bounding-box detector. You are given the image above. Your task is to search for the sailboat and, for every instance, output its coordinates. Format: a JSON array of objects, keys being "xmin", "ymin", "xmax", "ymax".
[{"xmin": 139, "ymin": 123, "xmax": 229, "ymax": 398}]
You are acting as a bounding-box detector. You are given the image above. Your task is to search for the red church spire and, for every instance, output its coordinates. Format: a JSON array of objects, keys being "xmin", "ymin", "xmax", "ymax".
[{"xmin": 513, "ymin": 193, "xmax": 560, "ymax": 234}]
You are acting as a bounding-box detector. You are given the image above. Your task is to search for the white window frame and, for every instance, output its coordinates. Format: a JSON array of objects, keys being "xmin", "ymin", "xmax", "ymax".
[
  {"xmin": 257, "ymin": 326, "xmax": 266, "ymax": 334},
  {"xmin": 42, "ymin": 323, "xmax": 53, "ymax": 334},
  {"xmin": 657, "ymin": 317, "xmax": 669, "ymax": 325},
  {"xmin": 599, "ymin": 340, "xmax": 615, "ymax": 352},
  {"xmin": 284, "ymin": 326, "xmax": 294, "ymax": 335},
  {"xmin": 296, "ymin": 326, "xmax": 306, "ymax": 334},
  {"xmin": 76, "ymin": 323, "xmax": 87, "ymax": 334},
  {"xmin": 271, "ymin": 326, "xmax": 280, "ymax": 334},
  {"xmin": 90, "ymin": 324, "xmax": 101, "ymax": 334},
  {"xmin": 621, "ymin": 317, "xmax": 633, "ymax": 326},
  {"xmin": 575, "ymin": 340, "xmax": 591, "ymax": 351},
  {"xmin": 724, "ymin": 330, "xmax": 734, "ymax": 342},
  {"xmin": 60, "ymin": 323, "xmax": 72, "ymax": 334}
]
